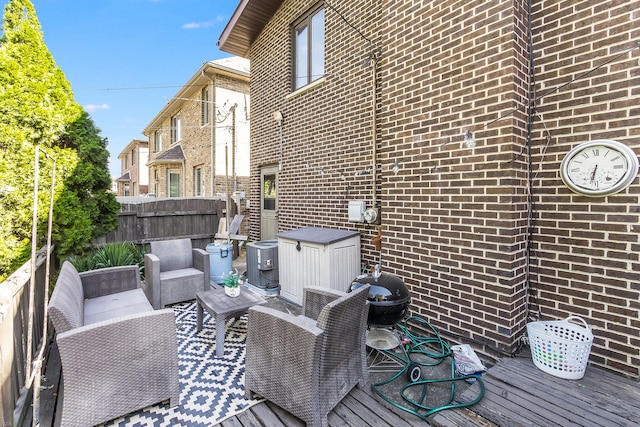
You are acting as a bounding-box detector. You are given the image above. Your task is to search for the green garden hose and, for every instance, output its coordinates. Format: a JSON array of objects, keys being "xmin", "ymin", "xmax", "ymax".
[{"xmin": 370, "ymin": 316, "xmax": 486, "ymax": 420}]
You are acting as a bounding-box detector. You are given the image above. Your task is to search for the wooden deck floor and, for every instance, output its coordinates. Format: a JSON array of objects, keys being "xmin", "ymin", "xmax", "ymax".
[
  {"xmin": 212, "ymin": 386, "xmax": 427, "ymax": 427},
  {"xmin": 430, "ymin": 353, "xmax": 640, "ymax": 427},
  {"xmin": 35, "ymin": 337, "xmax": 640, "ymax": 427},
  {"xmin": 212, "ymin": 353, "xmax": 640, "ymax": 427}
]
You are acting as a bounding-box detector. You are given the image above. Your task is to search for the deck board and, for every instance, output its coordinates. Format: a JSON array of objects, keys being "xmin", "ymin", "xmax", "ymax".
[
  {"xmin": 36, "ymin": 341, "xmax": 62, "ymax": 427},
  {"xmin": 486, "ymin": 360, "xmax": 638, "ymax": 425},
  {"xmin": 242, "ymin": 401, "xmax": 287, "ymax": 427},
  {"xmin": 263, "ymin": 400, "xmax": 306, "ymax": 426},
  {"xmin": 431, "ymin": 354, "xmax": 640, "ymax": 427},
  {"xmin": 348, "ymin": 386, "xmax": 424, "ymax": 427}
]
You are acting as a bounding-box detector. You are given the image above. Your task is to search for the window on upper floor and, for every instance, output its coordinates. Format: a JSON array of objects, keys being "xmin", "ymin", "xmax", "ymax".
[
  {"xmin": 201, "ymin": 88, "xmax": 210, "ymax": 126},
  {"xmin": 154, "ymin": 130, "xmax": 162, "ymax": 152},
  {"xmin": 171, "ymin": 113, "xmax": 182, "ymax": 144},
  {"xmin": 293, "ymin": 5, "xmax": 325, "ymax": 90},
  {"xmin": 131, "ymin": 148, "xmax": 136, "ymax": 165}
]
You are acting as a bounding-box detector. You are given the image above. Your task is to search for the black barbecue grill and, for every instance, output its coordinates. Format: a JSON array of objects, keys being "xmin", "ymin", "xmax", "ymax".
[{"xmin": 350, "ymin": 272, "xmax": 410, "ymax": 327}]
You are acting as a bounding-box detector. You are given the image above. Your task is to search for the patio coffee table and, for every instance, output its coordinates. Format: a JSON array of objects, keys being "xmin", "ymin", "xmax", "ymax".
[{"xmin": 196, "ymin": 285, "xmax": 266, "ymax": 357}]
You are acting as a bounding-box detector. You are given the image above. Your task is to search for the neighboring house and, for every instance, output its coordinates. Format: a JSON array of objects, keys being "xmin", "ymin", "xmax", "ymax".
[
  {"xmin": 142, "ymin": 57, "xmax": 250, "ymax": 199},
  {"xmin": 218, "ymin": 0, "xmax": 640, "ymax": 377},
  {"xmin": 116, "ymin": 139, "xmax": 149, "ymax": 197}
]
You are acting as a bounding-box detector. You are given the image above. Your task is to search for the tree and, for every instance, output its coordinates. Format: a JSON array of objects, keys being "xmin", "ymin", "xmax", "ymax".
[
  {"xmin": 54, "ymin": 111, "xmax": 120, "ymax": 256},
  {"xmin": 0, "ymin": 0, "xmax": 119, "ymax": 280}
]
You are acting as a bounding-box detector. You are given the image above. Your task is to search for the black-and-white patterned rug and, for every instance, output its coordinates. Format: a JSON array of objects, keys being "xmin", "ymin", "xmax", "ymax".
[{"xmin": 103, "ymin": 302, "xmax": 263, "ymax": 426}]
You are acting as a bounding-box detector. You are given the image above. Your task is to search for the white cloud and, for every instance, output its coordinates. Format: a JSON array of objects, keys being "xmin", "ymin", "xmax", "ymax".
[
  {"xmin": 84, "ymin": 103, "xmax": 110, "ymax": 112},
  {"xmin": 182, "ymin": 21, "xmax": 215, "ymax": 29}
]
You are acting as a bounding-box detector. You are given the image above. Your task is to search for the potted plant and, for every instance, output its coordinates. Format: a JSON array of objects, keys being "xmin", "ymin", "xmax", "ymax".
[{"xmin": 222, "ymin": 268, "xmax": 243, "ymax": 297}]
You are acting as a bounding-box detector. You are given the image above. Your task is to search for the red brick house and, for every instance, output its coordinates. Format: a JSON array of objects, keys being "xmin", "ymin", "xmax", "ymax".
[{"xmin": 218, "ymin": 0, "xmax": 640, "ymax": 377}]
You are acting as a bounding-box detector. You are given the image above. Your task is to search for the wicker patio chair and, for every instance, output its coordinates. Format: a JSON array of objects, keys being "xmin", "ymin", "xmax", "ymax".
[
  {"xmin": 244, "ymin": 284, "xmax": 370, "ymax": 427},
  {"xmin": 49, "ymin": 262, "xmax": 180, "ymax": 426},
  {"xmin": 144, "ymin": 238, "xmax": 210, "ymax": 309}
]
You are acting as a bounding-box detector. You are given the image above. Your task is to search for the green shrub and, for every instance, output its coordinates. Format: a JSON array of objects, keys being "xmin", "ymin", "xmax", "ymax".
[
  {"xmin": 65, "ymin": 253, "xmax": 98, "ymax": 272},
  {"xmin": 66, "ymin": 242, "xmax": 146, "ymax": 277}
]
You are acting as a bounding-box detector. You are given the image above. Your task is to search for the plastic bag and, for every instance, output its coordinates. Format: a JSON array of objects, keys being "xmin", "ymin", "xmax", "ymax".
[{"xmin": 451, "ymin": 344, "xmax": 487, "ymax": 376}]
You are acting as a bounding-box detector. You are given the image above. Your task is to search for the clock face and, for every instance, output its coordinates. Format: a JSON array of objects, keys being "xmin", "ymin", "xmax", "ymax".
[{"xmin": 560, "ymin": 140, "xmax": 639, "ymax": 196}]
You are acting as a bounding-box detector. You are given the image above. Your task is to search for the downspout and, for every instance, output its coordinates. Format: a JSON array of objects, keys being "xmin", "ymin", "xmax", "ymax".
[
  {"xmin": 182, "ymin": 158, "xmax": 186, "ymax": 196},
  {"xmin": 525, "ymin": 0, "xmax": 537, "ymax": 321}
]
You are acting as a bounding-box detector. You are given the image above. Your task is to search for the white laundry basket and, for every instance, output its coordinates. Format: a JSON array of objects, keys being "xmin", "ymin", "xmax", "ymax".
[{"xmin": 526, "ymin": 316, "xmax": 593, "ymax": 379}]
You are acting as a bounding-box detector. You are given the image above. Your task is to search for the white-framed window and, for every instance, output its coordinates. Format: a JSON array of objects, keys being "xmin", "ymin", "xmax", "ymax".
[
  {"xmin": 168, "ymin": 170, "xmax": 180, "ymax": 197},
  {"xmin": 193, "ymin": 166, "xmax": 203, "ymax": 196},
  {"xmin": 201, "ymin": 88, "xmax": 210, "ymax": 125},
  {"xmin": 293, "ymin": 5, "xmax": 325, "ymax": 90},
  {"xmin": 131, "ymin": 149, "xmax": 136, "ymax": 165},
  {"xmin": 154, "ymin": 130, "xmax": 162, "ymax": 152},
  {"xmin": 171, "ymin": 113, "xmax": 182, "ymax": 144}
]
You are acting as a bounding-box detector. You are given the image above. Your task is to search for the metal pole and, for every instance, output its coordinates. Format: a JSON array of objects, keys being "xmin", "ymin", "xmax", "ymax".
[
  {"xmin": 26, "ymin": 147, "xmax": 39, "ymax": 385},
  {"xmin": 32, "ymin": 151, "xmax": 55, "ymax": 426},
  {"xmin": 231, "ymin": 104, "xmax": 237, "ymax": 193},
  {"xmin": 225, "ymin": 144, "xmax": 230, "ymax": 244}
]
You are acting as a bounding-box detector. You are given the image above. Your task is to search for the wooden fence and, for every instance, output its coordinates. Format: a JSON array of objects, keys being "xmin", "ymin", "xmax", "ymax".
[
  {"xmin": 95, "ymin": 198, "xmax": 229, "ymax": 250},
  {"xmin": 0, "ymin": 248, "xmax": 50, "ymax": 426}
]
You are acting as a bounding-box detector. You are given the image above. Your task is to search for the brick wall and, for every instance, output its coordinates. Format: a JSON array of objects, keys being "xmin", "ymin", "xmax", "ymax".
[
  {"xmin": 528, "ymin": 0, "xmax": 640, "ymax": 376},
  {"xmin": 248, "ymin": 0, "xmax": 640, "ymax": 376},
  {"xmin": 379, "ymin": 0, "xmax": 532, "ymax": 357},
  {"xmin": 249, "ymin": 0, "xmax": 381, "ymax": 244}
]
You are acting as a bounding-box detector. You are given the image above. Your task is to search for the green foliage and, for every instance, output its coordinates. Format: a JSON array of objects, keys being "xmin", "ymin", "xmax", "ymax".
[
  {"xmin": 53, "ymin": 111, "xmax": 120, "ymax": 256},
  {"xmin": 64, "ymin": 252, "xmax": 98, "ymax": 273},
  {"xmin": 0, "ymin": 1, "xmax": 119, "ymax": 281},
  {"xmin": 0, "ymin": 0, "xmax": 80, "ymax": 149},
  {"xmin": 222, "ymin": 268, "xmax": 244, "ymax": 288},
  {"xmin": 66, "ymin": 242, "xmax": 146, "ymax": 277}
]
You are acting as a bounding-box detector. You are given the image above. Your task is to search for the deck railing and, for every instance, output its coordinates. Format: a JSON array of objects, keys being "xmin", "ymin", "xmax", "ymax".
[{"xmin": 0, "ymin": 248, "xmax": 50, "ymax": 426}]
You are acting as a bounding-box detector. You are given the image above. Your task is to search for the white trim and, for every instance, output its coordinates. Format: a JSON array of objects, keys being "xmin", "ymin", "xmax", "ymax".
[{"xmin": 286, "ymin": 77, "xmax": 326, "ymax": 100}]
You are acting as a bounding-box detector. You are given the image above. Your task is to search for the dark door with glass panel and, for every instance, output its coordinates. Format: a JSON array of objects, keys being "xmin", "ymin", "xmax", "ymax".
[{"xmin": 260, "ymin": 166, "xmax": 278, "ymax": 240}]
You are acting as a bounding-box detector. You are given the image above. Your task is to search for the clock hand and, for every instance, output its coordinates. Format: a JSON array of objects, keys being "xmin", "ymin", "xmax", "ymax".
[{"xmin": 590, "ymin": 164, "xmax": 598, "ymax": 183}]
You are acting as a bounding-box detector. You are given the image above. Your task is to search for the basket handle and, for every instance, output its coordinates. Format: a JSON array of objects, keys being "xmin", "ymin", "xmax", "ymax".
[{"xmin": 563, "ymin": 316, "xmax": 590, "ymax": 330}]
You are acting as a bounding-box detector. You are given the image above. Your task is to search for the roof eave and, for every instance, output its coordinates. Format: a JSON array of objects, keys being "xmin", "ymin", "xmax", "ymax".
[{"xmin": 217, "ymin": 0, "xmax": 283, "ymax": 58}]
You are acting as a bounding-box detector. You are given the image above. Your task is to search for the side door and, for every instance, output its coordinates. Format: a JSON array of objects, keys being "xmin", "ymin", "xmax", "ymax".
[{"xmin": 260, "ymin": 165, "xmax": 278, "ymax": 240}]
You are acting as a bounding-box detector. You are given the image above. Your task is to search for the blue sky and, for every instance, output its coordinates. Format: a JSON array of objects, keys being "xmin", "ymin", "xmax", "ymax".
[{"xmin": 22, "ymin": 0, "xmax": 240, "ymax": 175}]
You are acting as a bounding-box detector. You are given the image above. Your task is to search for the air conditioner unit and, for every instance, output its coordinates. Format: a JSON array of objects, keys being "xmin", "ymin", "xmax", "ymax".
[{"xmin": 246, "ymin": 240, "xmax": 279, "ymax": 291}]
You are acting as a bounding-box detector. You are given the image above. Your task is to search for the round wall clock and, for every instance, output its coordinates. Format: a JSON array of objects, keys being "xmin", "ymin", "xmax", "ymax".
[{"xmin": 560, "ymin": 139, "xmax": 639, "ymax": 196}]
